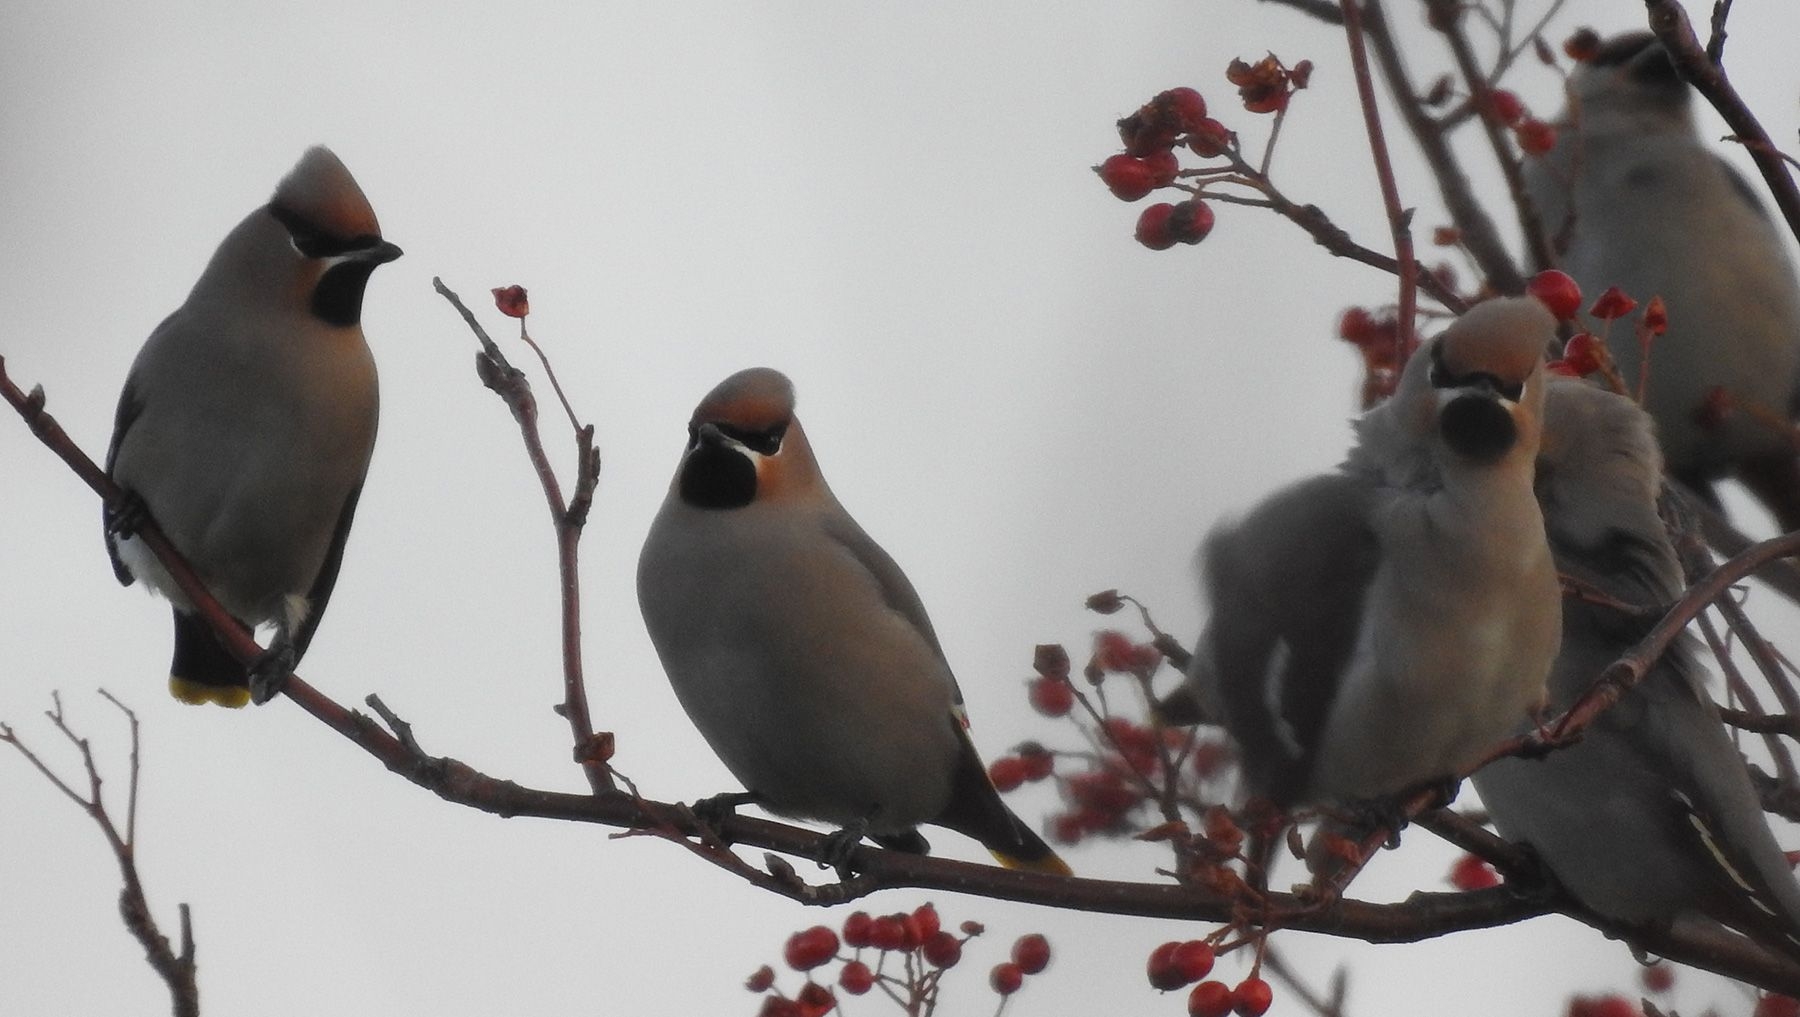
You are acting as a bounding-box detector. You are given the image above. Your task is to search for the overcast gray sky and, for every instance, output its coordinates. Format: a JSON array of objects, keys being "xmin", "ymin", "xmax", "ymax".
[{"xmin": 5, "ymin": 2, "xmax": 1800, "ymax": 1015}]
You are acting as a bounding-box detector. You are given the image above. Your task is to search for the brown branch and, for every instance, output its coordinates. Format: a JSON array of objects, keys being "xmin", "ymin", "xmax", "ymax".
[
  {"xmin": 432, "ymin": 279, "xmax": 613, "ymax": 795},
  {"xmin": 1340, "ymin": 0, "xmax": 1419, "ymax": 344},
  {"xmin": 1, "ymin": 693, "xmax": 199, "ymax": 1016},
  {"xmin": 1358, "ymin": 0, "xmax": 1524, "ymax": 295},
  {"xmin": 12, "ymin": 349, "xmax": 1800, "ymax": 992},
  {"xmin": 1422, "ymin": 0, "xmax": 1556, "ymax": 275},
  {"xmin": 1645, "ymin": 0, "xmax": 1800, "ymax": 250},
  {"xmin": 1719, "ymin": 706, "xmax": 1800, "ymax": 740},
  {"xmin": 1701, "ymin": 613, "xmax": 1800, "ymax": 786}
]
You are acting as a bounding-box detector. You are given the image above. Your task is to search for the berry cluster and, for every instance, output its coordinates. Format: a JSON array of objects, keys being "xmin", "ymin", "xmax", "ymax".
[
  {"xmin": 1527, "ymin": 269, "xmax": 1671, "ymax": 408},
  {"xmin": 1144, "ymin": 940, "xmax": 1272, "ymax": 1017},
  {"xmin": 746, "ymin": 906, "xmax": 1049, "ymax": 1015},
  {"xmin": 1096, "ymin": 53, "xmax": 1311, "ymax": 252},
  {"xmin": 997, "ymin": 620, "xmax": 1237, "ymax": 848}
]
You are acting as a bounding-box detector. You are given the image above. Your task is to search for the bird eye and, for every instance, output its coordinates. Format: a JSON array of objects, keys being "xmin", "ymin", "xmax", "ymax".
[{"xmin": 723, "ymin": 423, "xmax": 786, "ymax": 456}]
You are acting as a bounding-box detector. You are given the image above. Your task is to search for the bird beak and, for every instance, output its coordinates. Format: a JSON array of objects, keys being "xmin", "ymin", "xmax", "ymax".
[{"xmin": 359, "ymin": 240, "xmax": 404, "ymax": 265}]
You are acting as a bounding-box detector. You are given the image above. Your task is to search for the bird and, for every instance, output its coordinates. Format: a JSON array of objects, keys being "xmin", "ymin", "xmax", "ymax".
[
  {"xmin": 1472, "ymin": 376, "xmax": 1800, "ymax": 960},
  {"xmin": 1179, "ymin": 297, "xmax": 1563, "ymax": 807},
  {"xmin": 105, "ymin": 145, "xmax": 401, "ymax": 708},
  {"xmin": 1525, "ymin": 31, "xmax": 1800, "ymax": 530},
  {"xmin": 637, "ymin": 367, "xmax": 1070, "ymax": 875}
]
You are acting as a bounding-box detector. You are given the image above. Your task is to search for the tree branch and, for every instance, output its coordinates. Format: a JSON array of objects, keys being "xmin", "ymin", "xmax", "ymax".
[
  {"xmin": 1644, "ymin": 0, "xmax": 1800, "ymax": 249},
  {"xmin": 430, "ymin": 279, "xmax": 613, "ymax": 795},
  {"xmin": 1, "ymin": 692, "xmax": 200, "ymax": 1016}
]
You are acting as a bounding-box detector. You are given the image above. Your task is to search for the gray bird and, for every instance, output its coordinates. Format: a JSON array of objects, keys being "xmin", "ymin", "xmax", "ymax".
[
  {"xmin": 1181, "ymin": 298, "xmax": 1563, "ymax": 806},
  {"xmin": 1472, "ymin": 376, "xmax": 1800, "ymax": 959},
  {"xmin": 105, "ymin": 146, "xmax": 400, "ymax": 707},
  {"xmin": 1526, "ymin": 31, "xmax": 1800, "ymax": 528},
  {"xmin": 637, "ymin": 367, "xmax": 1070, "ymax": 875}
]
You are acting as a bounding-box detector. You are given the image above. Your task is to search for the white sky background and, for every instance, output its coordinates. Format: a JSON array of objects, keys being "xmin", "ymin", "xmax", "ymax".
[{"xmin": 4, "ymin": 2, "xmax": 1800, "ymax": 1014}]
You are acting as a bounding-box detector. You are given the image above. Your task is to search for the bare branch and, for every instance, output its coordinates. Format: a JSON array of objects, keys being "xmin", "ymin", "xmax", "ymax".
[
  {"xmin": 1340, "ymin": 0, "xmax": 1420, "ymax": 345},
  {"xmin": 432, "ymin": 279, "xmax": 613, "ymax": 795},
  {"xmin": 2, "ymin": 692, "xmax": 199, "ymax": 1016},
  {"xmin": 1645, "ymin": 0, "xmax": 1800, "ymax": 250}
]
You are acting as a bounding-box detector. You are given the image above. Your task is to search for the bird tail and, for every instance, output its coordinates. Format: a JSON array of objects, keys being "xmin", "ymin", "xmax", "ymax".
[
  {"xmin": 987, "ymin": 834, "xmax": 1073, "ymax": 877},
  {"xmin": 168, "ymin": 610, "xmax": 251, "ymax": 708}
]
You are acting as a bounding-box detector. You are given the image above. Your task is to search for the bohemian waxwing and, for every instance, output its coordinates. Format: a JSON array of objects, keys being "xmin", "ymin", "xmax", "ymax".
[
  {"xmin": 637, "ymin": 367, "xmax": 1070, "ymax": 875},
  {"xmin": 105, "ymin": 146, "xmax": 400, "ymax": 708},
  {"xmin": 1473, "ymin": 377, "xmax": 1800, "ymax": 959},
  {"xmin": 1181, "ymin": 297, "xmax": 1563, "ymax": 806},
  {"xmin": 1526, "ymin": 32, "xmax": 1800, "ymax": 528}
]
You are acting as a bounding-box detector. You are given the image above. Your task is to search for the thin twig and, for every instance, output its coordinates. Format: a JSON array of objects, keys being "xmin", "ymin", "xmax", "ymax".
[
  {"xmin": 1645, "ymin": 0, "xmax": 1800, "ymax": 250},
  {"xmin": 1359, "ymin": 0, "xmax": 1523, "ymax": 295},
  {"xmin": 1, "ymin": 693, "xmax": 200, "ymax": 1016},
  {"xmin": 433, "ymin": 278, "xmax": 613, "ymax": 796},
  {"xmin": 1340, "ymin": 0, "xmax": 1418, "ymax": 345}
]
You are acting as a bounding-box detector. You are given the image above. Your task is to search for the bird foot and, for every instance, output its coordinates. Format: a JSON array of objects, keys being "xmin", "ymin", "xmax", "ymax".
[
  {"xmin": 105, "ymin": 491, "xmax": 151, "ymax": 538},
  {"xmin": 248, "ymin": 645, "xmax": 296, "ymax": 705},
  {"xmin": 692, "ymin": 790, "xmax": 762, "ymax": 830},
  {"xmin": 818, "ymin": 819, "xmax": 871, "ymax": 877}
]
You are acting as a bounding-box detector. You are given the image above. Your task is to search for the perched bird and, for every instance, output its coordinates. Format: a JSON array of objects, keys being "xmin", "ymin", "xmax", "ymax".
[
  {"xmin": 1525, "ymin": 31, "xmax": 1800, "ymax": 529},
  {"xmin": 637, "ymin": 367, "xmax": 1070, "ymax": 875},
  {"xmin": 1472, "ymin": 377, "xmax": 1800, "ymax": 959},
  {"xmin": 105, "ymin": 146, "xmax": 400, "ymax": 707},
  {"xmin": 1180, "ymin": 298, "xmax": 1563, "ymax": 806}
]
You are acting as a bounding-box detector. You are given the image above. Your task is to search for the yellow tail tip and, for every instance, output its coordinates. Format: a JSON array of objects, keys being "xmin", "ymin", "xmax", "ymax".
[
  {"xmin": 992, "ymin": 850, "xmax": 1074, "ymax": 877},
  {"xmin": 169, "ymin": 676, "xmax": 251, "ymax": 709}
]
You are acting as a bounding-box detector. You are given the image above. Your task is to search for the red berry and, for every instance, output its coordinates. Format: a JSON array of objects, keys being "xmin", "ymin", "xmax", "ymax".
[
  {"xmin": 1098, "ymin": 154, "xmax": 1157, "ymax": 201},
  {"xmin": 1528, "ymin": 269, "xmax": 1583, "ymax": 320},
  {"xmin": 1173, "ymin": 941, "xmax": 1216, "ymax": 983},
  {"xmin": 1642, "ymin": 295, "xmax": 1668, "ymax": 336},
  {"xmin": 1189, "ymin": 979, "xmax": 1235, "ymax": 1017},
  {"xmin": 922, "ymin": 931, "xmax": 963, "ymax": 969},
  {"xmin": 1051, "ymin": 812, "xmax": 1086, "ymax": 845},
  {"xmin": 841, "ymin": 911, "xmax": 873, "ymax": 948},
  {"xmin": 911, "ymin": 904, "xmax": 941, "ymax": 940},
  {"xmin": 783, "ymin": 926, "xmax": 840, "ymax": 972},
  {"xmin": 1589, "ymin": 285, "xmax": 1638, "ymax": 321},
  {"xmin": 1641, "ymin": 963, "xmax": 1675, "ymax": 994},
  {"xmin": 1571, "ymin": 995, "xmax": 1641, "ymax": 1017},
  {"xmin": 1019, "ymin": 745, "xmax": 1055, "ymax": 781},
  {"xmin": 894, "ymin": 912, "xmax": 924, "ymax": 950},
  {"xmin": 839, "ymin": 960, "xmax": 874, "ymax": 995},
  {"xmin": 1188, "ymin": 118, "xmax": 1232, "ymax": 158},
  {"xmin": 1232, "ymin": 977, "xmax": 1273, "ymax": 1017},
  {"xmin": 1489, "ymin": 89, "xmax": 1525, "ymax": 125},
  {"xmin": 868, "ymin": 916, "xmax": 906, "ymax": 951},
  {"xmin": 746, "ymin": 965, "xmax": 776, "ymax": 992},
  {"xmin": 1565, "ymin": 28, "xmax": 1601, "ymax": 62},
  {"xmin": 1515, "ymin": 117, "xmax": 1557, "ymax": 155},
  {"xmin": 1161, "ymin": 86, "xmax": 1209, "ymax": 131},
  {"xmin": 1144, "ymin": 149, "xmax": 1180, "ymax": 187},
  {"xmin": 1118, "ymin": 108, "xmax": 1179, "ymax": 157},
  {"xmin": 759, "ymin": 998, "xmax": 801, "ymax": 1017},
  {"xmin": 1191, "ymin": 740, "xmax": 1233, "ymax": 779},
  {"xmin": 990, "ymin": 962, "xmax": 1025, "ymax": 996},
  {"xmin": 1028, "ymin": 676, "xmax": 1075, "ymax": 717},
  {"xmin": 1559, "ymin": 333, "xmax": 1603, "ymax": 376},
  {"xmin": 491, "ymin": 284, "xmax": 530, "ymax": 318},
  {"xmin": 795, "ymin": 981, "xmax": 835, "ymax": 1017},
  {"xmin": 1012, "ymin": 933, "xmax": 1051, "ymax": 974},
  {"xmin": 1448, "ymin": 853, "xmax": 1500, "ymax": 891},
  {"xmin": 989, "ymin": 756, "xmax": 1027, "ymax": 791},
  {"xmin": 1168, "ymin": 200, "xmax": 1215, "ymax": 245},
  {"xmin": 1147, "ymin": 941, "xmax": 1188, "ymax": 991},
  {"xmin": 1135, "ymin": 203, "xmax": 1178, "ymax": 251},
  {"xmin": 1757, "ymin": 996, "xmax": 1800, "ymax": 1017}
]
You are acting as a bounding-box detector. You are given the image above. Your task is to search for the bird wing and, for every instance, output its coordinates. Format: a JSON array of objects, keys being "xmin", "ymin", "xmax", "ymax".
[
  {"xmin": 1201, "ymin": 472, "xmax": 1380, "ymax": 805},
  {"xmin": 102, "ymin": 375, "xmax": 145, "ymax": 586},
  {"xmin": 287, "ymin": 478, "xmax": 367, "ymax": 663}
]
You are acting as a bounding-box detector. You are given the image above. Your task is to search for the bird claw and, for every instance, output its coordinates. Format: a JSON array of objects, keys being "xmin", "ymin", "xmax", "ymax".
[
  {"xmin": 248, "ymin": 645, "xmax": 296, "ymax": 704},
  {"xmin": 818, "ymin": 820, "xmax": 871, "ymax": 877},
  {"xmin": 105, "ymin": 491, "xmax": 151, "ymax": 538},
  {"xmin": 691, "ymin": 790, "xmax": 762, "ymax": 830}
]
